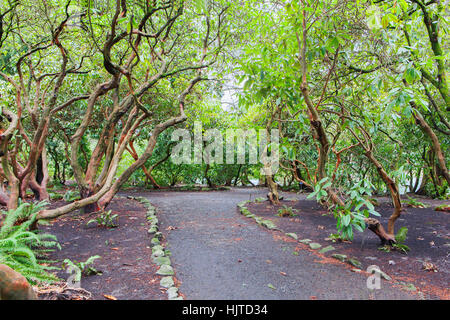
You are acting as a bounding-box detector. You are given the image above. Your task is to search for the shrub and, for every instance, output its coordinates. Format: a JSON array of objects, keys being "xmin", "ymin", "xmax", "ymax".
[{"xmin": 276, "ymin": 205, "xmax": 298, "ymax": 217}]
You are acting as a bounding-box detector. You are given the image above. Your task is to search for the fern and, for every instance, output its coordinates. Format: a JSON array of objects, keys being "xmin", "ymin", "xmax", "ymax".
[
  {"xmin": 0, "ymin": 201, "xmax": 61, "ymax": 284},
  {"xmin": 63, "ymin": 255, "xmax": 102, "ymax": 282},
  {"xmin": 63, "ymin": 190, "xmax": 81, "ymax": 202}
]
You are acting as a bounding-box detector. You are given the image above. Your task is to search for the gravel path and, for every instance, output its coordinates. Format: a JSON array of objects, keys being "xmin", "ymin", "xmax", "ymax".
[{"xmin": 127, "ymin": 188, "xmax": 416, "ymax": 300}]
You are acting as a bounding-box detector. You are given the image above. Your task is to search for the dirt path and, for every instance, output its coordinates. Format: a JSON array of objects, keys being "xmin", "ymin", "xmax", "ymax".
[{"xmin": 124, "ymin": 188, "xmax": 417, "ymax": 300}]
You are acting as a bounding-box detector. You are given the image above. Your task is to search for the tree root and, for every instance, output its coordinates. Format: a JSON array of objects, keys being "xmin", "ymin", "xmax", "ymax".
[{"xmin": 35, "ymin": 283, "xmax": 92, "ymax": 300}]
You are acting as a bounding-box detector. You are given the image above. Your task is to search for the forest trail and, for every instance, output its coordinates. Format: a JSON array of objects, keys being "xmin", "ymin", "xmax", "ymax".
[{"xmin": 132, "ymin": 188, "xmax": 417, "ymax": 300}]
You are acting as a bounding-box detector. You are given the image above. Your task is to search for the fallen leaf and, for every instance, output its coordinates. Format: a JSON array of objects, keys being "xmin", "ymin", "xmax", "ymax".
[
  {"xmin": 317, "ymin": 225, "xmax": 325, "ymax": 230},
  {"xmin": 429, "ymin": 241, "xmax": 435, "ymax": 246},
  {"xmin": 266, "ymin": 259, "xmax": 272, "ymax": 264},
  {"xmin": 103, "ymin": 294, "xmax": 117, "ymax": 300},
  {"xmin": 111, "ymin": 248, "xmax": 119, "ymax": 251},
  {"xmin": 166, "ymin": 226, "xmax": 177, "ymax": 231},
  {"xmin": 267, "ymin": 283, "xmax": 276, "ymax": 290},
  {"xmin": 417, "ymin": 237, "xmax": 424, "ymax": 240},
  {"xmin": 422, "ymin": 262, "xmax": 438, "ymax": 272},
  {"xmin": 280, "ymin": 271, "xmax": 287, "ymax": 276}
]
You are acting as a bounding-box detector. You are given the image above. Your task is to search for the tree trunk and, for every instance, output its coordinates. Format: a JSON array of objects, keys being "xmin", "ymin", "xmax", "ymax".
[
  {"xmin": 80, "ymin": 188, "xmax": 99, "ymax": 213},
  {"xmin": 266, "ymin": 174, "xmax": 280, "ymax": 205},
  {"xmin": 0, "ymin": 189, "xmax": 9, "ymax": 206},
  {"xmin": 364, "ymin": 150, "xmax": 401, "ymax": 244},
  {"xmin": 412, "ymin": 107, "xmax": 450, "ymax": 185}
]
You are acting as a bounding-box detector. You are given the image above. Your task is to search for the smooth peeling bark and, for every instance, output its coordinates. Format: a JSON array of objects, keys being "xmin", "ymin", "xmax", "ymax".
[
  {"xmin": 412, "ymin": 107, "xmax": 450, "ymax": 185},
  {"xmin": 266, "ymin": 173, "xmax": 280, "ymax": 205},
  {"xmin": 0, "ymin": 189, "xmax": 9, "ymax": 206},
  {"xmin": 413, "ymin": 0, "xmax": 450, "ymax": 107},
  {"xmin": 0, "ymin": 108, "xmax": 19, "ymax": 209},
  {"xmin": 36, "ymin": 113, "xmax": 138, "ymax": 219},
  {"xmin": 29, "ymin": 151, "xmax": 50, "ymax": 201},
  {"xmin": 98, "ymin": 111, "xmax": 188, "ymax": 209},
  {"xmin": 364, "ymin": 150, "xmax": 401, "ymax": 244},
  {"xmin": 79, "ymin": 187, "xmax": 99, "ymax": 213},
  {"xmin": 297, "ymin": 12, "xmax": 342, "ymax": 207},
  {"xmin": 365, "ymin": 217, "xmax": 395, "ymax": 245}
]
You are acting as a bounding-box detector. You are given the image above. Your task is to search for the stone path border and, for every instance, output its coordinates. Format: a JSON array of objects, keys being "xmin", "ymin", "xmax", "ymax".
[
  {"xmin": 237, "ymin": 200, "xmax": 395, "ymax": 282},
  {"xmin": 129, "ymin": 196, "xmax": 183, "ymax": 300}
]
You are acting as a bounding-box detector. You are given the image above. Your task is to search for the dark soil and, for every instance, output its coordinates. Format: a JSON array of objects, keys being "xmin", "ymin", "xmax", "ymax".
[
  {"xmin": 39, "ymin": 197, "xmax": 166, "ymax": 300},
  {"xmin": 246, "ymin": 199, "xmax": 450, "ymax": 300}
]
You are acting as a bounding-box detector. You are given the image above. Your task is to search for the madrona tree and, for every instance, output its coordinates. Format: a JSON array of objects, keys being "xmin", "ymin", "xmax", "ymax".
[
  {"xmin": 235, "ymin": 0, "xmax": 447, "ymax": 244},
  {"xmin": 0, "ymin": 0, "xmax": 231, "ymax": 218}
]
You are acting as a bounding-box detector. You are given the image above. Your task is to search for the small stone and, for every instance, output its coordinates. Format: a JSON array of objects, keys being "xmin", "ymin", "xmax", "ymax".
[
  {"xmin": 365, "ymin": 256, "xmax": 377, "ymax": 261},
  {"xmin": 388, "ymin": 260, "xmax": 395, "ymax": 265},
  {"xmin": 241, "ymin": 208, "xmax": 253, "ymax": 217},
  {"xmin": 152, "ymin": 245, "xmax": 164, "ymax": 252},
  {"xmin": 237, "ymin": 201, "xmax": 249, "ymax": 208},
  {"xmin": 286, "ymin": 233, "xmax": 298, "ymax": 240},
  {"xmin": 348, "ymin": 258, "xmax": 362, "ymax": 268},
  {"xmin": 151, "ymin": 237, "xmax": 160, "ymax": 245},
  {"xmin": 167, "ymin": 287, "xmax": 178, "ymax": 299},
  {"xmin": 156, "ymin": 265, "xmax": 174, "ymax": 276},
  {"xmin": 331, "ymin": 254, "xmax": 347, "ymax": 262},
  {"xmin": 319, "ymin": 245, "xmax": 335, "ymax": 254},
  {"xmin": 309, "ymin": 243, "xmax": 322, "ymax": 250},
  {"xmin": 154, "ymin": 232, "xmax": 163, "ymax": 240},
  {"xmin": 148, "ymin": 226, "xmax": 158, "ymax": 234},
  {"xmin": 379, "ymin": 270, "xmax": 392, "ymax": 281},
  {"xmin": 260, "ymin": 220, "xmax": 277, "ymax": 230},
  {"xmin": 160, "ymin": 277, "xmax": 174, "ymax": 288},
  {"xmin": 152, "ymin": 248, "xmax": 165, "ymax": 257},
  {"xmin": 299, "ymin": 239, "xmax": 312, "ymax": 244},
  {"xmin": 153, "ymin": 256, "xmax": 171, "ymax": 266}
]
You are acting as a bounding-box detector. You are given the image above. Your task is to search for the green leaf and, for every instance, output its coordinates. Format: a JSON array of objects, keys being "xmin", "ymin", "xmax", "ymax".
[
  {"xmin": 395, "ymin": 227, "xmax": 408, "ymax": 244},
  {"xmin": 342, "ymin": 214, "xmax": 351, "ymax": 227},
  {"xmin": 404, "ymin": 68, "xmax": 421, "ymax": 84}
]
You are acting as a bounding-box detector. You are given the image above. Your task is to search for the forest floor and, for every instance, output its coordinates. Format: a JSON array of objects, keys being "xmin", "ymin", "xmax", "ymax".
[
  {"xmin": 246, "ymin": 195, "xmax": 449, "ymax": 300},
  {"xmin": 39, "ymin": 197, "xmax": 166, "ymax": 300},
  {"xmin": 123, "ymin": 187, "xmax": 448, "ymax": 299},
  {"xmin": 32, "ymin": 187, "xmax": 448, "ymax": 300}
]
